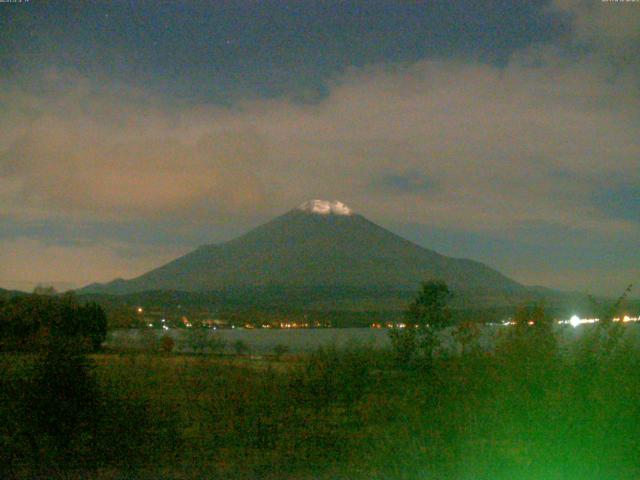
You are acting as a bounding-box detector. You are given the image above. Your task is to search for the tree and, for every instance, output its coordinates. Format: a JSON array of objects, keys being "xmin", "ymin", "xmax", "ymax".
[
  {"xmin": 79, "ymin": 302, "xmax": 107, "ymax": 351},
  {"xmin": 497, "ymin": 302, "xmax": 557, "ymax": 359},
  {"xmin": 22, "ymin": 336, "xmax": 100, "ymax": 473},
  {"xmin": 390, "ymin": 280, "xmax": 453, "ymax": 367},
  {"xmin": 0, "ymin": 293, "xmax": 107, "ymax": 352},
  {"xmin": 406, "ymin": 280, "xmax": 452, "ymax": 329},
  {"xmin": 589, "ymin": 283, "xmax": 633, "ymax": 326},
  {"xmin": 577, "ymin": 284, "xmax": 634, "ymax": 362},
  {"xmin": 33, "ymin": 285, "xmax": 57, "ymax": 296}
]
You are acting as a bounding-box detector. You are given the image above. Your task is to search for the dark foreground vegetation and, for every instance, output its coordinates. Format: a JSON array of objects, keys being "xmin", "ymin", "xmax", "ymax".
[
  {"xmin": 1, "ymin": 287, "xmax": 639, "ymax": 479},
  {"xmin": 0, "ymin": 288, "xmax": 106, "ymax": 352}
]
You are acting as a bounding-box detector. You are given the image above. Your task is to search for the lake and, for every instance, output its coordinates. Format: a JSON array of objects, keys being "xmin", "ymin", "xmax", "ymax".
[
  {"xmin": 105, "ymin": 322, "xmax": 640, "ymax": 354},
  {"xmin": 106, "ymin": 327, "xmax": 391, "ymax": 354}
]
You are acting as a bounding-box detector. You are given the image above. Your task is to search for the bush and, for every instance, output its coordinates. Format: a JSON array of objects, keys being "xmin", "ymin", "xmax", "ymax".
[
  {"xmin": 273, "ymin": 343, "xmax": 289, "ymax": 360},
  {"xmin": 291, "ymin": 344, "xmax": 378, "ymax": 407},
  {"xmin": 389, "ymin": 327, "xmax": 418, "ymax": 365},
  {"xmin": 160, "ymin": 334, "xmax": 175, "ymax": 354},
  {"xmin": 183, "ymin": 327, "xmax": 226, "ymax": 355},
  {"xmin": 452, "ymin": 320, "xmax": 482, "ymax": 356},
  {"xmin": 496, "ymin": 302, "xmax": 558, "ymax": 361}
]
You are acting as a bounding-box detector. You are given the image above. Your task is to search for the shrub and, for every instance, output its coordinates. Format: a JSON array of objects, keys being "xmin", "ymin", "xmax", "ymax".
[
  {"xmin": 160, "ymin": 334, "xmax": 175, "ymax": 354},
  {"xmin": 183, "ymin": 327, "xmax": 226, "ymax": 355},
  {"xmin": 233, "ymin": 339, "xmax": 250, "ymax": 356},
  {"xmin": 452, "ymin": 320, "xmax": 482, "ymax": 356},
  {"xmin": 389, "ymin": 327, "xmax": 418, "ymax": 365}
]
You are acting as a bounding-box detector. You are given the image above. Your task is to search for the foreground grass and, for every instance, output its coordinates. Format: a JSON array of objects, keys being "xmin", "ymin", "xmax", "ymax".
[{"xmin": 2, "ymin": 327, "xmax": 640, "ymax": 479}]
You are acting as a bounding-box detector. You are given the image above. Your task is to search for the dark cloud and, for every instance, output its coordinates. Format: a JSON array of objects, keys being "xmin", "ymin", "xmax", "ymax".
[{"xmin": 0, "ymin": 1, "xmax": 569, "ymax": 100}]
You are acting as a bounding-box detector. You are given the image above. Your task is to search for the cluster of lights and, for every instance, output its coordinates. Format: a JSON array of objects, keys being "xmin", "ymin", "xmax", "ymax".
[
  {"xmin": 138, "ymin": 310, "xmax": 639, "ymax": 331},
  {"xmin": 370, "ymin": 323, "xmax": 425, "ymax": 329},
  {"xmin": 566, "ymin": 315, "xmax": 598, "ymax": 328},
  {"xmin": 240, "ymin": 322, "xmax": 319, "ymax": 329},
  {"xmin": 279, "ymin": 322, "xmax": 310, "ymax": 329},
  {"xmin": 494, "ymin": 315, "xmax": 640, "ymax": 328},
  {"xmin": 559, "ymin": 315, "xmax": 640, "ymax": 328}
]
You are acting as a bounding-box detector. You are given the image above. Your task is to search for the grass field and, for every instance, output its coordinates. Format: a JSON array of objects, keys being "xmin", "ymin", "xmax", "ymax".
[{"xmin": 2, "ymin": 322, "xmax": 640, "ymax": 479}]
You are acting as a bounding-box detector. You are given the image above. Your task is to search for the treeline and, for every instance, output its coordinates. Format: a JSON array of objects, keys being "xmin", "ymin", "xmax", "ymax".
[{"xmin": 0, "ymin": 291, "xmax": 107, "ymax": 352}]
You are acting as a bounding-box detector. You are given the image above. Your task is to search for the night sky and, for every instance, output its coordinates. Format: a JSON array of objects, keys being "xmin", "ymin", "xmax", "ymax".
[{"xmin": 0, "ymin": 1, "xmax": 638, "ymax": 296}]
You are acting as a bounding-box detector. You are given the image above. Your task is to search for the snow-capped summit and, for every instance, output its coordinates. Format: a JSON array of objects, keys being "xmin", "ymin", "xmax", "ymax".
[{"xmin": 298, "ymin": 199, "xmax": 353, "ymax": 216}]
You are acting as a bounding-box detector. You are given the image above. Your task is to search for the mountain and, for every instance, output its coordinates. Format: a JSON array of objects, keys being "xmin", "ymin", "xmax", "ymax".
[
  {"xmin": 82, "ymin": 200, "xmax": 525, "ymax": 296},
  {"xmin": 0, "ymin": 287, "xmax": 28, "ymax": 299}
]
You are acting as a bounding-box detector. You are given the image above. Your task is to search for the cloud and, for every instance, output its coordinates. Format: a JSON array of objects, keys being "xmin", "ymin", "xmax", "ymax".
[
  {"xmin": 550, "ymin": 0, "xmax": 640, "ymax": 77},
  {"xmin": 0, "ymin": 46, "xmax": 640, "ymax": 232},
  {"xmin": 1, "ymin": 3, "xmax": 638, "ymax": 293},
  {"xmin": 0, "ymin": 237, "xmax": 186, "ymax": 291},
  {"xmin": 552, "ymin": 0, "xmax": 640, "ymax": 47},
  {"xmin": 1, "ymin": 54, "xmax": 638, "ymax": 233},
  {"xmin": 0, "ymin": 75, "xmax": 268, "ymax": 221}
]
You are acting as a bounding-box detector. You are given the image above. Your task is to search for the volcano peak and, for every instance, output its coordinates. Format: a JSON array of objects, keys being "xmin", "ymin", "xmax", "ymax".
[
  {"xmin": 298, "ymin": 199, "xmax": 353, "ymax": 216},
  {"xmin": 81, "ymin": 199, "xmax": 524, "ymax": 296}
]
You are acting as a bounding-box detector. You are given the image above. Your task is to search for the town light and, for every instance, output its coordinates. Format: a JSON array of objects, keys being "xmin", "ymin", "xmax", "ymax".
[{"xmin": 570, "ymin": 315, "xmax": 581, "ymax": 328}]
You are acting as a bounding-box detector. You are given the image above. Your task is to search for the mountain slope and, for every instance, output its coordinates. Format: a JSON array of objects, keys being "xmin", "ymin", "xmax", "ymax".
[{"xmin": 83, "ymin": 201, "xmax": 524, "ymax": 294}]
